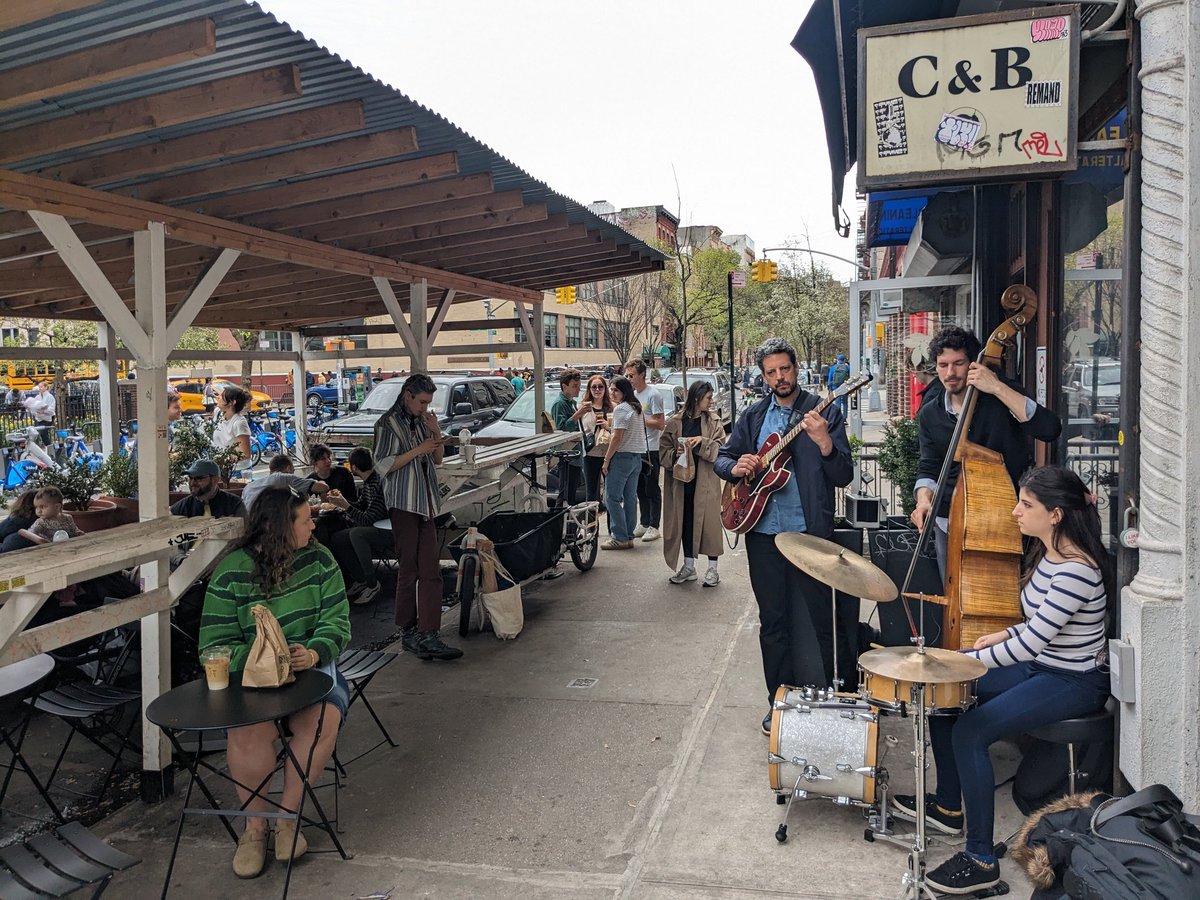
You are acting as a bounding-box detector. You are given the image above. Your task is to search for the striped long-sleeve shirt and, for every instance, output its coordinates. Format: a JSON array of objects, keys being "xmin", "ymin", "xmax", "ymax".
[
  {"xmin": 373, "ymin": 409, "xmax": 440, "ymax": 518},
  {"xmin": 966, "ymin": 558, "xmax": 1107, "ymax": 672},
  {"xmin": 344, "ymin": 471, "xmax": 387, "ymax": 527},
  {"xmin": 199, "ymin": 544, "xmax": 351, "ymax": 673}
]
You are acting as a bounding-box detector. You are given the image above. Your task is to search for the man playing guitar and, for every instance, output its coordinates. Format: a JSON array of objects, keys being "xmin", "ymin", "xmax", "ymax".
[{"xmin": 715, "ymin": 338, "xmax": 854, "ymax": 735}]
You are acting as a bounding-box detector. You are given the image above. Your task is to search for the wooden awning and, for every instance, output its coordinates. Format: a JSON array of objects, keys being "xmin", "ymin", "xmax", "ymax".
[{"xmin": 0, "ymin": 0, "xmax": 666, "ymax": 329}]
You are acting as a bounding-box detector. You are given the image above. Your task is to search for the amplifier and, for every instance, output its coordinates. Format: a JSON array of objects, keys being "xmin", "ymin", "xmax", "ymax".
[{"xmin": 845, "ymin": 493, "xmax": 883, "ymax": 529}]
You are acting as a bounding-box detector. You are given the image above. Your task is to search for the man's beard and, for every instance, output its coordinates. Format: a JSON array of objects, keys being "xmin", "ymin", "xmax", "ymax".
[{"xmin": 772, "ymin": 380, "xmax": 796, "ymax": 398}]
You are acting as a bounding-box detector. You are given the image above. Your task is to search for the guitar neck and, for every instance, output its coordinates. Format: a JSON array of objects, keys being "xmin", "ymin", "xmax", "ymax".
[{"xmin": 759, "ymin": 393, "xmax": 835, "ymax": 468}]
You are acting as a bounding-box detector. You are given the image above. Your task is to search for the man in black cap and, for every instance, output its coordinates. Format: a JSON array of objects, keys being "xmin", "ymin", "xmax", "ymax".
[{"xmin": 169, "ymin": 459, "xmax": 246, "ymax": 519}]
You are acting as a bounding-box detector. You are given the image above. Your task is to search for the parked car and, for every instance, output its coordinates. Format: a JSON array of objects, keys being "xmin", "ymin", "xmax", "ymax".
[
  {"xmin": 1063, "ymin": 357, "xmax": 1120, "ymax": 421},
  {"xmin": 168, "ymin": 379, "xmax": 209, "ymax": 415},
  {"xmin": 474, "ymin": 383, "xmax": 684, "ymax": 441},
  {"xmin": 662, "ymin": 369, "xmax": 733, "ymax": 427},
  {"xmin": 317, "ymin": 374, "xmax": 515, "ymax": 458},
  {"xmin": 170, "ymin": 378, "xmax": 273, "ymax": 413}
]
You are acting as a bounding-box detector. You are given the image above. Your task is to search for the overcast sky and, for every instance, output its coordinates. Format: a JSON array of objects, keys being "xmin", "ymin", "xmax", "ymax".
[{"xmin": 256, "ymin": 1, "xmax": 858, "ymax": 280}]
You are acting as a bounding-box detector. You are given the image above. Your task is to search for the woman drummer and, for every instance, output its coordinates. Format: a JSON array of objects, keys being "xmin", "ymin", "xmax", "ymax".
[{"xmin": 893, "ymin": 466, "xmax": 1111, "ymax": 895}]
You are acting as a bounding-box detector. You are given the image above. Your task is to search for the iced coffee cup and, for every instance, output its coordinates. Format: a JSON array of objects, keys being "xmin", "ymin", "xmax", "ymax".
[{"xmin": 201, "ymin": 646, "xmax": 232, "ymax": 690}]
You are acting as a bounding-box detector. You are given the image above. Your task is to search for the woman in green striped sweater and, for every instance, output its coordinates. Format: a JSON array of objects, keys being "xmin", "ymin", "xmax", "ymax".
[{"xmin": 199, "ymin": 485, "xmax": 351, "ymax": 879}]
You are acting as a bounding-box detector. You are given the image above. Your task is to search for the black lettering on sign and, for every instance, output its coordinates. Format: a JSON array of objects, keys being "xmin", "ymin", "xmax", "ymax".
[
  {"xmin": 1024, "ymin": 80, "xmax": 1062, "ymax": 106},
  {"xmin": 898, "ymin": 55, "xmax": 938, "ymax": 99},
  {"xmin": 993, "ymin": 46, "xmax": 1033, "ymax": 90}
]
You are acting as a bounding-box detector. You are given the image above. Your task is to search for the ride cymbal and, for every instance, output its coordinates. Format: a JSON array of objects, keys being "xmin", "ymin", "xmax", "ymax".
[
  {"xmin": 857, "ymin": 646, "xmax": 987, "ymax": 684},
  {"xmin": 774, "ymin": 532, "xmax": 898, "ymax": 602}
]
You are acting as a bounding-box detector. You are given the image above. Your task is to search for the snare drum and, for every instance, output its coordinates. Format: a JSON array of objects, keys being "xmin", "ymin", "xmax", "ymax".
[
  {"xmin": 767, "ymin": 685, "xmax": 879, "ymax": 804},
  {"xmin": 858, "ymin": 668, "xmax": 976, "ymax": 716}
]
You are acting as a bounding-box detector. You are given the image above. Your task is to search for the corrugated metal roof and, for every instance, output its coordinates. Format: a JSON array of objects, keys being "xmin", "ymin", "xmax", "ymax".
[{"xmin": 0, "ymin": 0, "xmax": 666, "ymax": 327}]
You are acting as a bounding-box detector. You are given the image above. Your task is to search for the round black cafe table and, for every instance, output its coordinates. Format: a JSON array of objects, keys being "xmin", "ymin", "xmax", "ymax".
[
  {"xmin": 0, "ymin": 653, "xmax": 62, "ymax": 821},
  {"xmin": 147, "ymin": 669, "xmax": 349, "ymax": 899}
]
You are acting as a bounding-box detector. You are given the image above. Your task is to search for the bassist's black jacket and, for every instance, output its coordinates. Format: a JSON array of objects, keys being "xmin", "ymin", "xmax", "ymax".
[{"xmin": 715, "ymin": 390, "xmax": 853, "ymax": 539}]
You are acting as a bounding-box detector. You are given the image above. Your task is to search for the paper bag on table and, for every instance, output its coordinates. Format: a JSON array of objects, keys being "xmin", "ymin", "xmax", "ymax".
[{"xmin": 241, "ymin": 604, "xmax": 295, "ymax": 688}]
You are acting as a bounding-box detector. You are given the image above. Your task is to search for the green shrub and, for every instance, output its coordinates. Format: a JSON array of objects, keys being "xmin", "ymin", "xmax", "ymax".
[{"xmin": 876, "ymin": 416, "xmax": 921, "ymax": 518}]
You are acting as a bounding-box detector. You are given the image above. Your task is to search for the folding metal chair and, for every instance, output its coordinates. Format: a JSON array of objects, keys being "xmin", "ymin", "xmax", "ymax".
[
  {"xmin": 335, "ymin": 648, "xmax": 399, "ymax": 767},
  {"xmin": 0, "ymin": 821, "xmax": 140, "ymax": 899}
]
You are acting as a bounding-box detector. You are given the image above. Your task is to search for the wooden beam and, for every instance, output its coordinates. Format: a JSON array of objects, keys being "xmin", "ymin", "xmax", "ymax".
[
  {"xmin": 427, "ymin": 289, "xmax": 457, "ymax": 344},
  {"xmin": 0, "ymin": 169, "xmax": 545, "ymax": 305},
  {"xmin": 0, "ymin": 18, "xmax": 217, "ymax": 111},
  {"xmin": 474, "ymin": 249, "xmax": 636, "ymax": 281},
  {"xmin": 192, "ymin": 153, "xmax": 460, "ymax": 220},
  {"xmin": 165, "ymin": 248, "xmax": 239, "ymax": 348},
  {"xmin": 242, "ymin": 172, "xmax": 494, "ymax": 231},
  {"xmin": 341, "ymin": 204, "xmax": 551, "ymax": 256},
  {"xmin": 519, "ymin": 259, "xmax": 663, "ymax": 288},
  {"xmin": 0, "ymin": 66, "xmax": 304, "ymax": 166},
  {"xmin": 27, "ymin": 211, "xmax": 150, "ymax": 360},
  {"xmin": 374, "ymin": 277, "xmax": 420, "ymax": 358},
  {"xmin": 437, "ymin": 318, "xmax": 522, "ymax": 332},
  {"xmin": 288, "ymin": 191, "xmax": 526, "ymax": 244},
  {"xmin": 434, "ymin": 238, "xmax": 616, "ymax": 272},
  {"xmin": 0, "ymin": 0, "xmax": 103, "ymax": 31},
  {"xmin": 383, "ymin": 214, "xmax": 575, "ymax": 257},
  {"xmin": 413, "ymin": 231, "xmax": 602, "ymax": 267},
  {"xmin": 127, "ymin": 130, "xmax": 420, "ymax": 205},
  {"xmin": 31, "ymin": 101, "xmax": 366, "ymax": 187}
]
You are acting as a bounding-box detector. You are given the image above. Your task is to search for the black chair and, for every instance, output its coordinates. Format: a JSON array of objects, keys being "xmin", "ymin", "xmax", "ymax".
[
  {"xmin": 31, "ymin": 675, "xmax": 141, "ymax": 804},
  {"xmin": 0, "ymin": 821, "xmax": 140, "ymax": 899},
  {"xmin": 335, "ymin": 649, "xmax": 398, "ymax": 767},
  {"xmin": 1027, "ymin": 695, "xmax": 1119, "ymax": 794}
]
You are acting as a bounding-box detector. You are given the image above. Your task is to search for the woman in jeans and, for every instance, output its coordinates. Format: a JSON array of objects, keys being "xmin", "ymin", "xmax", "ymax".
[
  {"xmin": 199, "ymin": 486, "xmax": 351, "ymax": 879},
  {"xmin": 373, "ymin": 374, "xmax": 462, "ymax": 661},
  {"xmin": 599, "ymin": 376, "xmax": 647, "ymax": 550},
  {"xmin": 894, "ymin": 466, "xmax": 1112, "ymax": 895},
  {"xmin": 581, "ymin": 374, "xmax": 613, "ymax": 505}
]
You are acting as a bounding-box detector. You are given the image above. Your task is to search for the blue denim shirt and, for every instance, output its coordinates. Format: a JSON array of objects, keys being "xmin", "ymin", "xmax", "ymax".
[{"xmin": 752, "ymin": 395, "xmax": 807, "ymax": 535}]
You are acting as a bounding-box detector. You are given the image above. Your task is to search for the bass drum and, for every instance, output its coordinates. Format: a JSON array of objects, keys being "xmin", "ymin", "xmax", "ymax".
[{"xmin": 768, "ymin": 685, "xmax": 879, "ymax": 804}]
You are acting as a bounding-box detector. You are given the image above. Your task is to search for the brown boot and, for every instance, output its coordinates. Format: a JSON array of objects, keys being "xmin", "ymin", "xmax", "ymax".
[
  {"xmin": 274, "ymin": 818, "xmax": 308, "ymax": 861},
  {"xmin": 232, "ymin": 827, "xmax": 268, "ymax": 878}
]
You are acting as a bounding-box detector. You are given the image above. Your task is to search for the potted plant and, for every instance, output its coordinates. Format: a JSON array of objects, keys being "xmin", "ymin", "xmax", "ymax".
[
  {"xmin": 97, "ymin": 450, "xmax": 140, "ymax": 526},
  {"xmin": 876, "ymin": 415, "xmax": 920, "ymax": 520},
  {"xmin": 28, "ymin": 458, "xmax": 119, "ymax": 532},
  {"xmin": 169, "ymin": 418, "xmax": 246, "ymax": 497}
]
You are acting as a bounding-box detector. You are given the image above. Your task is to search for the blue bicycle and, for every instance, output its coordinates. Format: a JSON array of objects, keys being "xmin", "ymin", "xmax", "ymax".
[
  {"xmin": 3, "ymin": 430, "xmax": 53, "ymax": 491},
  {"xmin": 249, "ymin": 410, "xmax": 308, "ymax": 466}
]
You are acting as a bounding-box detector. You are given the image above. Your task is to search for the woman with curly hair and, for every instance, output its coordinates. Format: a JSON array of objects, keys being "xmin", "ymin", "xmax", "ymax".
[{"xmin": 199, "ymin": 486, "xmax": 351, "ymax": 880}]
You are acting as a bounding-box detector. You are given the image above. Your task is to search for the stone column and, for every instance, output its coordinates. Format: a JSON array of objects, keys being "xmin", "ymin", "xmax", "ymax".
[{"xmin": 1123, "ymin": 0, "xmax": 1200, "ymax": 804}]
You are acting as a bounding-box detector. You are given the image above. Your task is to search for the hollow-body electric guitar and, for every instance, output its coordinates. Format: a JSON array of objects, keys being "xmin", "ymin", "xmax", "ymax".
[{"xmin": 720, "ymin": 373, "xmax": 872, "ymax": 534}]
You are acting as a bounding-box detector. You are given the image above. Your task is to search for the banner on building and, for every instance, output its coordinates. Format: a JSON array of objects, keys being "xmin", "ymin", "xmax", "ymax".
[{"xmin": 858, "ymin": 5, "xmax": 1079, "ymax": 191}]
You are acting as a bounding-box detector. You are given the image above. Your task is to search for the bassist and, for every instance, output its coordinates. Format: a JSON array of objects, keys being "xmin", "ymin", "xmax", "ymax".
[{"xmin": 715, "ymin": 338, "xmax": 854, "ymax": 735}]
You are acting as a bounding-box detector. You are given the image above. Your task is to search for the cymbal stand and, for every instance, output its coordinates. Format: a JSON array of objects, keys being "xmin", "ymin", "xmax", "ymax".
[{"xmin": 902, "ymin": 678, "xmax": 936, "ymax": 899}]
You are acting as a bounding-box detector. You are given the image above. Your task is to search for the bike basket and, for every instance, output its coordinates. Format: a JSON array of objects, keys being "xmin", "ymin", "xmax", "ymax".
[{"xmin": 452, "ymin": 510, "xmax": 566, "ymax": 583}]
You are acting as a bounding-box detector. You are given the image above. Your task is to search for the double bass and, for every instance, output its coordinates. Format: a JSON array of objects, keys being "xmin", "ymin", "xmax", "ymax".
[{"xmin": 900, "ymin": 285, "xmax": 1039, "ymax": 650}]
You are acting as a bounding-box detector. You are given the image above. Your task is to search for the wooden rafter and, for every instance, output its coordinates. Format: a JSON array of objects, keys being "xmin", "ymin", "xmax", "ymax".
[
  {"xmin": 121, "ymin": 130, "xmax": 420, "ymax": 205},
  {"xmin": 424, "ymin": 235, "xmax": 614, "ymax": 269},
  {"xmin": 381, "ymin": 214, "xmax": 574, "ymax": 256},
  {"xmin": 338, "ymin": 205, "xmax": 552, "ymax": 256},
  {"xmin": 286, "ymin": 191, "xmax": 527, "ymax": 244},
  {"xmin": 0, "ymin": 65, "xmax": 304, "ymax": 165},
  {"xmin": 0, "ymin": 170, "xmax": 544, "ymax": 305},
  {"xmin": 29, "ymin": 101, "xmax": 366, "ymax": 187},
  {"xmin": 0, "ymin": 18, "xmax": 217, "ymax": 111},
  {"xmin": 0, "ymin": 0, "xmax": 103, "ymax": 31}
]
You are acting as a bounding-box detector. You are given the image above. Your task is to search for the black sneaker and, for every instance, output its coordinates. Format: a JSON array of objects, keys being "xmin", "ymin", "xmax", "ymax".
[
  {"xmin": 401, "ymin": 626, "xmax": 429, "ymax": 659},
  {"xmin": 925, "ymin": 851, "xmax": 1000, "ymax": 895},
  {"xmin": 761, "ymin": 711, "xmax": 773, "ymax": 736},
  {"xmin": 351, "ymin": 582, "xmax": 380, "ymax": 606},
  {"xmin": 892, "ymin": 794, "xmax": 963, "ymax": 835},
  {"xmin": 419, "ymin": 631, "xmax": 463, "ymax": 661}
]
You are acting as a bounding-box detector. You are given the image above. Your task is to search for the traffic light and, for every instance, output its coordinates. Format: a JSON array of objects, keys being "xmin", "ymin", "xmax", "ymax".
[
  {"xmin": 566, "ymin": 285, "xmax": 576, "ymax": 304},
  {"xmin": 750, "ymin": 260, "xmax": 779, "ymax": 283},
  {"xmin": 553, "ymin": 285, "xmax": 577, "ymax": 304}
]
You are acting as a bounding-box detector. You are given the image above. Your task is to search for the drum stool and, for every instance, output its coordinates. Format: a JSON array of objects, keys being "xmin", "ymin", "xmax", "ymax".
[
  {"xmin": 995, "ymin": 696, "xmax": 1117, "ymax": 858},
  {"xmin": 1026, "ymin": 696, "xmax": 1117, "ymax": 795}
]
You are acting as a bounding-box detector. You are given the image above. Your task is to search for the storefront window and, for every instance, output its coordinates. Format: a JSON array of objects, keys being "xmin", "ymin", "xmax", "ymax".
[{"xmin": 1058, "ymin": 200, "xmax": 1123, "ymax": 551}]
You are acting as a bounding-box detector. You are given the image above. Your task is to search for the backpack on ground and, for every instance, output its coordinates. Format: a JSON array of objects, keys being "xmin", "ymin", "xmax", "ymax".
[{"xmin": 1012, "ymin": 784, "xmax": 1200, "ymax": 899}]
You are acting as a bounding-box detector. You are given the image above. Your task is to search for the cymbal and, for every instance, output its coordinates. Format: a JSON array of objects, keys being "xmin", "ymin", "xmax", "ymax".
[
  {"xmin": 858, "ymin": 646, "xmax": 987, "ymax": 684},
  {"xmin": 774, "ymin": 532, "xmax": 898, "ymax": 602}
]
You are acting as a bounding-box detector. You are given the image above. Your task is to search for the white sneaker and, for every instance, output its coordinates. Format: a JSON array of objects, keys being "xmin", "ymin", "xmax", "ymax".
[
  {"xmin": 669, "ymin": 565, "xmax": 697, "ymax": 584},
  {"xmin": 633, "ymin": 524, "xmax": 647, "ymax": 539},
  {"xmin": 641, "ymin": 527, "xmax": 660, "ymax": 542},
  {"xmin": 702, "ymin": 569, "xmax": 720, "ymax": 587}
]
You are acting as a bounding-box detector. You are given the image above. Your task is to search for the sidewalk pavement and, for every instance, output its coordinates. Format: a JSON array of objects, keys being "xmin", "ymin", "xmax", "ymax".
[{"xmin": 83, "ymin": 534, "xmax": 1036, "ymax": 899}]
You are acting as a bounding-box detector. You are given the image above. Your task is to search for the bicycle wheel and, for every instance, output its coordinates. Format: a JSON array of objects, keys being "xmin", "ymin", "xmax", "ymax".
[
  {"xmin": 457, "ymin": 553, "xmax": 479, "ymax": 637},
  {"xmin": 570, "ymin": 507, "xmax": 599, "ymax": 571}
]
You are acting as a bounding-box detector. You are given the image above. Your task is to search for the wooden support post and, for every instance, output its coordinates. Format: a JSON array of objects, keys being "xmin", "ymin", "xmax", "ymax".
[
  {"xmin": 373, "ymin": 276, "xmax": 422, "ymax": 371},
  {"xmin": 531, "ymin": 302, "xmax": 547, "ymax": 433},
  {"xmin": 96, "ymin": 323, "xmax": 119, "ymax": 455},
  {"xmin": 290, "ymin": 330, "xmax": 307, "ymax": 448},
  {"xmin": 133, "ymin": 223, "xmax": 173, "ymax": 797},
  {"xmin": 410, "ymin": 278, "xmax": 428, "ymax": 372}
]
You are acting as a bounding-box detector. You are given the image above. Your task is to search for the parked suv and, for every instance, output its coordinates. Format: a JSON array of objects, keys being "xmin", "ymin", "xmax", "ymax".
[
  {"xmin": 1063, "ymin": 357, "xmax": 1120, "ymax": 421},
  {"xmin": 662, "ymin": 369, "xmax": 733, "ymax": 428},
  {"xmin": 317, "ymin": 374, "xmax": 515, "ymax": 458}
]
